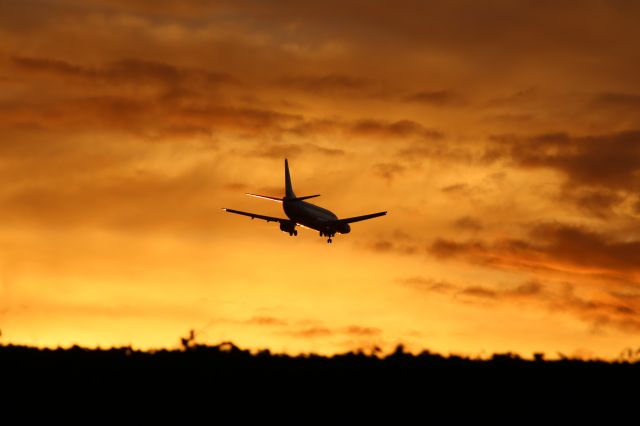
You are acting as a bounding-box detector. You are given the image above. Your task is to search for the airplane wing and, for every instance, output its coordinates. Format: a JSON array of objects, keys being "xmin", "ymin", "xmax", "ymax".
[
  {"xmin": 336, "ymin": 211, "xmax": 387, "ymax": 224},
  {"xmin": 222, "ymin": 208, "xmax": 290, "ymax": 224}
]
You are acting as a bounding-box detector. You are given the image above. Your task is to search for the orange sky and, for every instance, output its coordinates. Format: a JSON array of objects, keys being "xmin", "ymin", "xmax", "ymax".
[{"xmin": 1, "ymin": 0, "xmax": 640, "ymax": 359}]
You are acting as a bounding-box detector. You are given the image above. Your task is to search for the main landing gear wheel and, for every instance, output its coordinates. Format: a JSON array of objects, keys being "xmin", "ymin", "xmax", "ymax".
[{"xmin": 327, "ymin": 238, "xmax": 332, "ymax": 243}]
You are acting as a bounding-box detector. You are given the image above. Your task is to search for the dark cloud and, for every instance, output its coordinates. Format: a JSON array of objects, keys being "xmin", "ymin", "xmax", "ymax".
[
  {"xmin": 404, "ymin": 90, "xmax": 462, "ymax": 106},
  {"xmin": 509, "ymin": 281, "xmax": 544, "ymax": 297},
  {"xmin": 275, "ymin": 74, "xmax": 371, "ymax": 94},
  {"xmin": 343, "ymin": 326, "xmax": 381, "ymax": 337},
  {"xmin": 460, "ymin": 286, "xmax": 497, "ymax": 299},
  {"xmin": 12, "ymin": 56, "xmax": 234, "ymax": 90},
  {"xmin": 591, "ymin": 92, "xmax": 640, "ymax": 109},
  {"xmin": 286, "ymin": 119, "xmax": 342, "ymax": 138},
  {"xmin": 289, "ymin": 118, "xmax": 444, "ymax": 146},
  {"xmin": 397, "ymin": 139, "xmax": 471, "ymax": 162},
  {"xmin": 288, "ymin": 326, "xmax": 333, "ymax": 338},
  {"xmin": 288, "ymin": 324, "xmax": 381, "ymax": 339},
  {"xmin": 397, "ymin": 276, "xmax": 455, "ymax": 294},
  {"xmin": 441, "ymin": 183, "xmax": 469, "ymax": 194},
  {"xmin": 485, "ymin": 88, "xmax": 540, "ymax": 108},
  {"xmin": 246, "ymin": 316, "xmax": 288, "ymax": 326},
  {"xmin": 173, "ymin": 105, "xmax": 302, "ymax": 135},
  {"xmin": 347, "ymin": 119, "xmax": 443, "ymax": 140},
  {"xmin": 0, "ymin": 96, "xmax": 150, "ymax": 132},
  {"xmin": 401, "ymin": 274, "xmax": 640, "ymax": 333},
  {"xmin": 430, "ymin": 239, "xmax": 484, "ymax": 260},
  {"xmin": 453, "ymin": 216, "xmax": 483, "ymax": 231},
  {"xmin": 430, "ymin": 222, "xmax": 640, "ymax": 279},
  {"xmin": 199, "ymin": 1, "xmax": 640, "ymax": 71},
  {"xmin": 369, "ymin": 239, "xmax": 419, "ymax": 256},
  {"xmin": 373, "ymin": 162, "xmax": 405, "ymax": 182},
  {"xmin": 569, "ymin": 189, "xmax": 625, "ymax": 218},
  {"xmin": 484, "ymin": 113, "xmax": 534, "ymax": 124},
  {"xmin": 249, "ymin": 143, "xmax": 345, "ymax": 159},
  {"xmin": 0, "ymin": 95, "xmax": 302, "ymax": 137},
  {"xmin": 553, "ymin": 284, "xmax": 640, "ymax": 333},
  {"xmin": 488, "ymin": 130, "xmax": 640, "ymax": 191},
  {"xmin": 458, "ymin": 281, "xmax": 543, "ymax": 300}
]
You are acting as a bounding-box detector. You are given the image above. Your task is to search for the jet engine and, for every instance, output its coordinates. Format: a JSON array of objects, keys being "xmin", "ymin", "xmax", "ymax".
[{"xmin": 280, "ymin": 221, "xmax": 298, "ymax": 236}]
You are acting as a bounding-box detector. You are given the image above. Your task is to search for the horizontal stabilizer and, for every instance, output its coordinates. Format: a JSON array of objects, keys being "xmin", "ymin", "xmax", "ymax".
[
  {"xmin": 245, "ymin": 193, "xmax": 283, "ymax": 203},
  {"xmin": 288, "ymin": 194, "xmax": 320, "ymax": 202}
]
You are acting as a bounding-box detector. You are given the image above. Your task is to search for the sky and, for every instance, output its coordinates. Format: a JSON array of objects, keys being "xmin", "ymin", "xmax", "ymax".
[{"xmin": 1, "ymin": 0, "xmax": 640, "ymax": 359}]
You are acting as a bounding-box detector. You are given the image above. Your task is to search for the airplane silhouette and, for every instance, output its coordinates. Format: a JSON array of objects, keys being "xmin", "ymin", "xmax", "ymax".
[{"xmin": 223, "ymin": 159, "xmax": 387, "ymax": 243}]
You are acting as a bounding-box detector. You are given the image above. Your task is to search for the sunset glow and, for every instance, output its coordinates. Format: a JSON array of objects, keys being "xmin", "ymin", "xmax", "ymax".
[{"xmin": 1, "ymin": 0, "xmax": 640, "ymax": 359}]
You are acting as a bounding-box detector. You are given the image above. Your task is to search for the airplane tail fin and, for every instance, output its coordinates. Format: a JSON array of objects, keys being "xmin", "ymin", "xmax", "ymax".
[{"xmin": 285, "ymin": 158, "xmax": 296, "ymax": 199}]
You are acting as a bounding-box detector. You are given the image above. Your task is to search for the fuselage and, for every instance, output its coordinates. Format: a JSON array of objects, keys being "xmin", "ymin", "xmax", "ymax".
[{"xmin": 283, "ymin": 199, "xmax": 350, "ymax": 234}]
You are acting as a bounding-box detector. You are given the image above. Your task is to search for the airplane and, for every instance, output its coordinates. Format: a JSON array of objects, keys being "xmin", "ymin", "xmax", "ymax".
[{"xmin": 223, "ymin": 159, "xmax": 387, "ymax": 243}]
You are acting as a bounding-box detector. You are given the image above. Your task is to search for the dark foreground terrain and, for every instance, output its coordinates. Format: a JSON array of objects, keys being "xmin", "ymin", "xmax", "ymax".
[
  {"xmin": 2, "ymin": 341, "xmax": 638, "ymax": 383},
  {"xmin": 3, "ymin": 342, "xmax": 639, "ymax": 412},
  {"xmin": 4, "ymin": 341, "xmax": 635, "ymax": 414}
]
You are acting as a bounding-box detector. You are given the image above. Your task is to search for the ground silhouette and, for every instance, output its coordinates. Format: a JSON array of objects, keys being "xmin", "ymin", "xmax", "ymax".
[{"xmin": 2, "ymin": 339, "xmax": 638, "ymax": 384}]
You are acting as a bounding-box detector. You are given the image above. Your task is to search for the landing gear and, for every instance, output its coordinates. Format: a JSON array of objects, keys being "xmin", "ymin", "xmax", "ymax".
[
  {"xmin": 320, "ymin": 228, "xmax": 335, "ymax": 243},
  {"xmin": 288, "ymin": 230, "xmax": 298, "ymax": 237}
]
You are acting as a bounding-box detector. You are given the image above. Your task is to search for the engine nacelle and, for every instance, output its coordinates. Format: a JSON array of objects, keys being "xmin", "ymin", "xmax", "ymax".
[
  {"xmin": 279, "ymin": 221, "xmax": 296, "ymax": 234},
  {"xmin": 337, "ymin": 223, "xmax": 351, "ymax": 234}
]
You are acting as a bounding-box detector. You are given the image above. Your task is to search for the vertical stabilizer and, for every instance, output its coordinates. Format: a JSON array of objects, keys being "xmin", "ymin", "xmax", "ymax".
[{"xmin": 285, "ymin": 158, "xmax": 296, "ymax": 199}]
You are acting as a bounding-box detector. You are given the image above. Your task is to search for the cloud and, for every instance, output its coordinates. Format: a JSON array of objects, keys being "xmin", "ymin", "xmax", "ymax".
[
  {"xmin": 568, "ymin": 189, "xmax": 625, "ymax": 219},
  {"xmin": 430, "ymin": 222, "xmax": 640, "ymax": 279},
  {"xmin": 441, "ymin": 183, "xmax": 468, "ymax": 194},
  {"xmin": 460, "ymin": 286, "xmax": 497, "ymax": 299},
  {"xmin": 0, "ymin": 95, "xmax": 302, "ymax": 137},
  {"xmin": 453, "ymin": 216, "xmax": 483, "ymax": 231},
  {"xmin": 287, "ymin": 324, "xmax": 381, "ymax": 339},
  {"xmin": 343, "ymin": 326, "xmax": 381, "ymax": 337},
  {"xmin": 2, "ymin": 0, "xmax": 640, "ymax": 356},
  {"xmin": 347, "ymin": 119, "xmax": 443, "ymax": 140},
  {"xmin": 591, "ymin": 92, "xmax": 640, "ymax": 110},
  {"xmin": 287, "ymin": 326, "xmax": 333, "ymax": 338},
  {"xmin": 401, "ymin": 275, "xmax": 544, "ymax": 300},
  {"xmin": 249, "ymin": 142, "xmax": 345, "ymax": 159},
  {"xmin": 401, "ymin": 274, "xmax": 640, "ymax": 333},
  {"xmin": 553, "ymin": 284, "xmax": 640, "ymax": 333},
  {"xmin": 404, "ymin": 90, "xmax": 462, "ymax": 106},
  {"xmin": 245, "ymin": 316, "xmax": 288, "ymax": 326},
  {"xmin": 12, "ymin": 56, "xmax": 235, "ymax": 91},
  {"xmin": 0, "ymin": 95, "xmax": 150, "ymax": 132},
  {"xmin": 488, "ymin": 130, "xmax": 640, "ymax": 191},
  {"xmin": 373, "ymin": 162, "xmax": 405, "ymax": 182},
  {"xmin": 275, "ymin": 74, "xmax": 371, "ymax": 95},
  {"xmin": 397, "ymin": 276, "xmax": 455, "ymax": 294},
  {"xmin": 458, "ymin": 281, "xmax": 543, "ymax": 300},
  {"xmin": 423, "ymin": 226, "xmax": 640, "ymax": 333},
  {"xmin": 369, "ymin": 239, "xmax": 419, "ymax": 255},
  {"xmin": 0, "ymin": 164, "xmax": 221, "ymax": 231}
]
